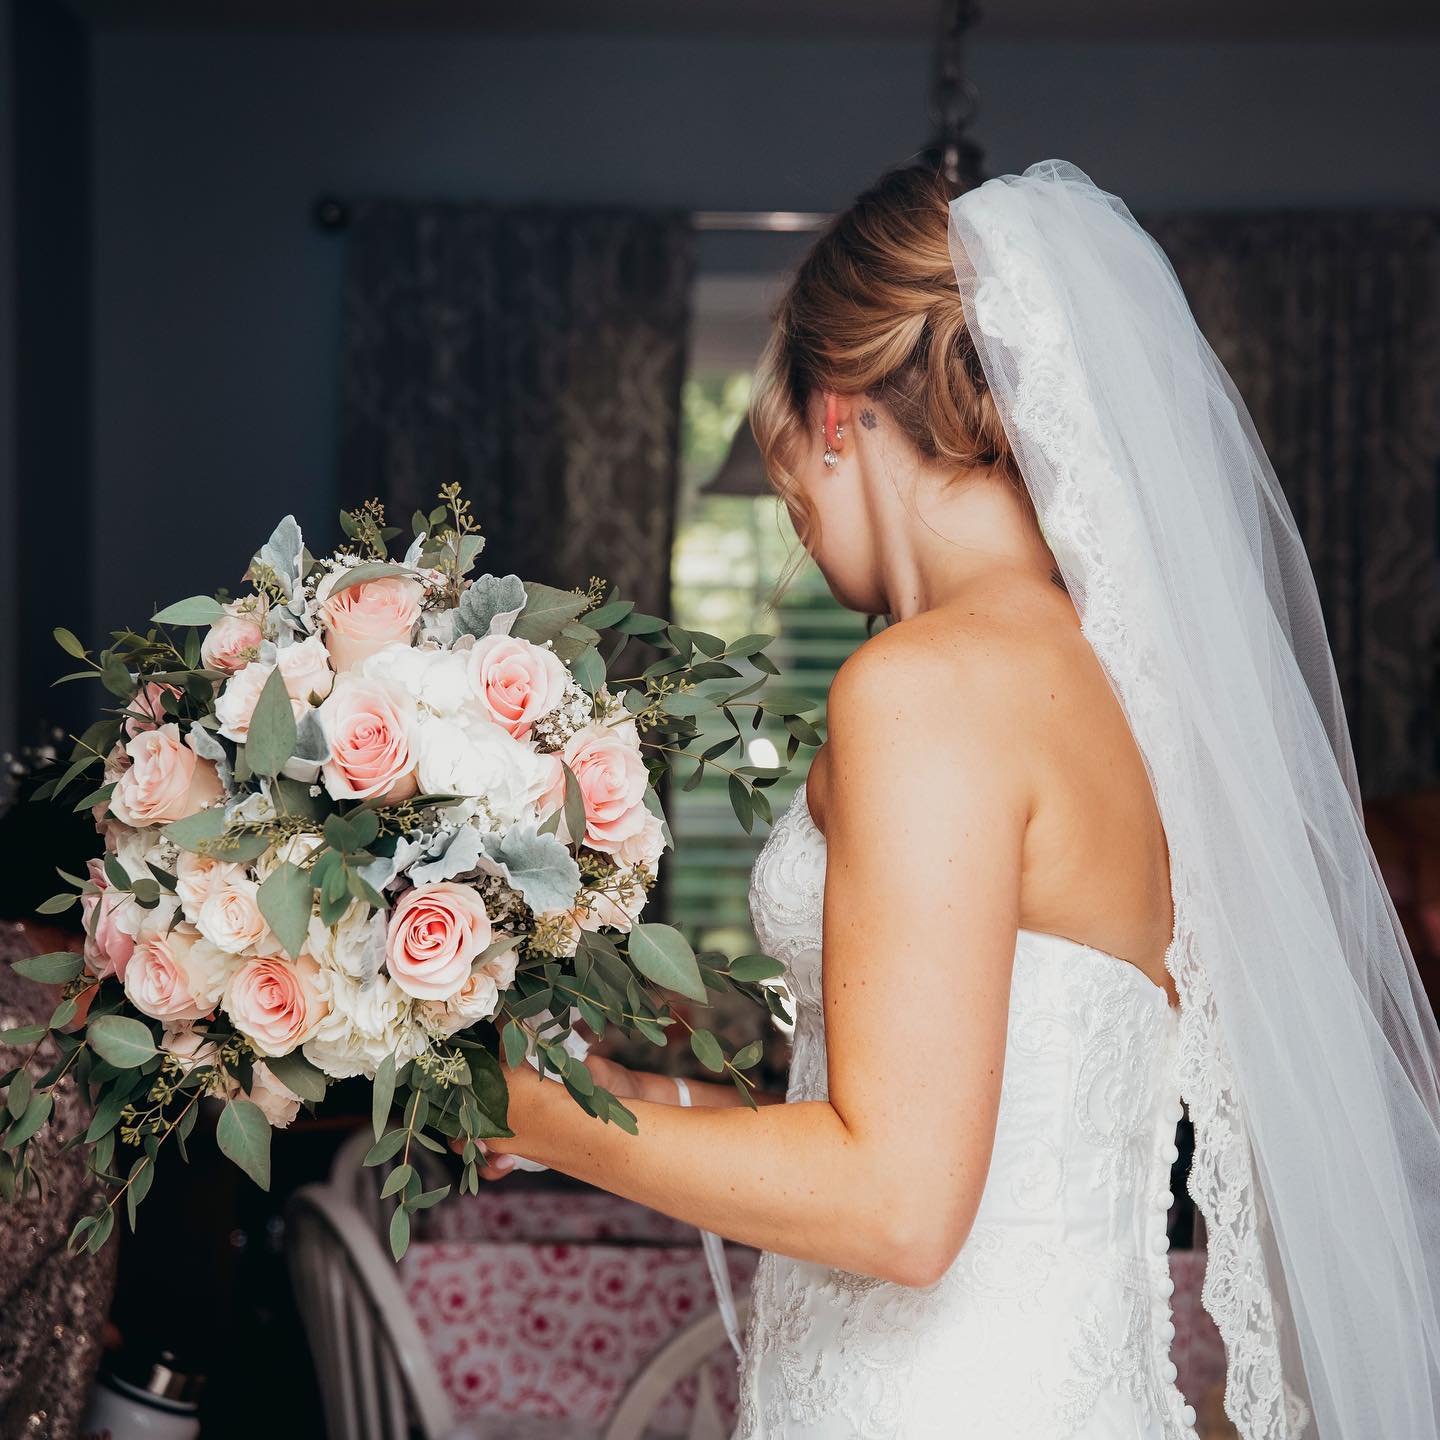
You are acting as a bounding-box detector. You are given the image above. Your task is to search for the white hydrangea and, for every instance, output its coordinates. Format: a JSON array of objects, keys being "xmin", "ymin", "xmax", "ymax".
[{"xmin": 303, "ymin": 969, "xmax": 424, "ymax": 1080}]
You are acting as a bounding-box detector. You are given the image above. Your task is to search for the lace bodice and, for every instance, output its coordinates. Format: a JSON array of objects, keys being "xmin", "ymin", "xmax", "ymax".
[{"xmin": 734, "ymin": 783, "xmax": 1199, "ymax": 1440}]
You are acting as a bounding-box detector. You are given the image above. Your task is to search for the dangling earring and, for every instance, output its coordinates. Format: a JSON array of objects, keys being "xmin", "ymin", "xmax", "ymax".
[{"xmin": 822, "ymin": 424, "xmax": 839, "ymax": 470}]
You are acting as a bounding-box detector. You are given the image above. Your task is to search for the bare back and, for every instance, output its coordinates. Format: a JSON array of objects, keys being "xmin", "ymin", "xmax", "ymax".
[{"xmin": 808, "ymin": 569, "xmax": 1177, "ymax": 1002}]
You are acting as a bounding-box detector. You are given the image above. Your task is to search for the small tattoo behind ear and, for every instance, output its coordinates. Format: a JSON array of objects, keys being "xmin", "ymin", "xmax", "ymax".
[{"xmin": 859, "ymin": 408, "xmax": 879, "ymax": 431}]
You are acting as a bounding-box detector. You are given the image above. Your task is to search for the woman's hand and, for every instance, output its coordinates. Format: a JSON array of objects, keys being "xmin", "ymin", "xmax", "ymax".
[{"xmin": 459, "ymin": 1054, "xmax": 656, "ymax": 1181}]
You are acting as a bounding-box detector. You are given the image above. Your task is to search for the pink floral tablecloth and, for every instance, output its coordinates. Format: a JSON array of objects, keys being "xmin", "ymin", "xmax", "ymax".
[
  {"xmin": 406, "ymin": 1186, "xmax": 754, "ymax": 1435},
  {"xmin": 404, "ymin": 1187, "xmax": 1231, "ymax": 1437}
]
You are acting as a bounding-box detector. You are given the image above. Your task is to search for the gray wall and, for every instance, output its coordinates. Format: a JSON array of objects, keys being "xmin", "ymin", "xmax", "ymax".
[
  {"xmin": 0, "ymin": 2, "xmax": 14, "ymax": 760},
  {"xmin": 86, "ymin": 30, "xmax": 1440, "ymax": 645}
]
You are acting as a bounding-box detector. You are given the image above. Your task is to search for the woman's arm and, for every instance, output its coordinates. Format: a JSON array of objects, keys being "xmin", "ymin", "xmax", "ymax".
[{"xmin": 489, "ymin": 626, "xmax": 1034, "ymax": 1286}]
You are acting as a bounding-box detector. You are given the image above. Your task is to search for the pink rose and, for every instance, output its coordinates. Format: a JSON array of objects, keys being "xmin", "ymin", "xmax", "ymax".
[
  {"xmin": 320, "ymin": 576, "xmax": 423, "ymax": 673},
  {"xmin": 201, "ymin": 612, "xmax": 265, "ymax": 673},
  {"xmin": 467, "ymin": 634, "xmax": 568, "ymax": 739},
  {"xmin": 175, "ymin": 851, "xmax": 245, "ymax": 919},
  {"xmin": 562, "ymin": 723, "xmax": 649, "ymax": 854},
  {"xmin": 81, "ymin": 857, "xmax": 136, "ymax": 981},
  {"xmin": 109, "ymin": 724, "xmax": 224, "ymax": 829},
  {"xmin": 317, "ymin": 675, "xmax": 419, "ymax": 802},
  {"xmin": 223, "ymin": 953, "xmax": 325, "ymax": 1056},
  {"xmin": 123, "ymin": 925, "xmax": 234, "ymax": 1022},
  {"xmin": 125, "ymin": 681, "xmax": 179, "ymax": 738},
  {"xmin": 245, "ymin": 1062, "xmax": 303, "ymax": 1127},
  {"xmin": 535, "ymin": 752, "xmax": 567, "ymax": 823},
  {"xmin": 385, "ymin": 882, "xmax": 492, "ymax": 1000}
]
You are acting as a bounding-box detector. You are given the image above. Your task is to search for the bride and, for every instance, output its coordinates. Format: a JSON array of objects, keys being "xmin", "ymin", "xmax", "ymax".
[{"xmin": 472, "ymin": 161, "xmax": 1440, "ymax": 1439}]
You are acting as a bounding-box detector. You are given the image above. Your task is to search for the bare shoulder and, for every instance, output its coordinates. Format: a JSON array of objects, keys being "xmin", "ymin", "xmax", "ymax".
[{"xmin": 813, "ymin": 574, "xmax": 1076, "ymax": 829}]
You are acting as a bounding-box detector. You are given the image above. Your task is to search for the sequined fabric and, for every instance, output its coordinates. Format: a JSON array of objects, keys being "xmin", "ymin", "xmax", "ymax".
[{"xmin": 0, "ymin": 924, "xmax": 117, "ymax": 1439}]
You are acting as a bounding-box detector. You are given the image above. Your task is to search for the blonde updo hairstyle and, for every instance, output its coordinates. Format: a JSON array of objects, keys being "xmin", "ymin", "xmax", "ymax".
[{"xmin": 750, "ymin": 165, "xmax": 1028, "ymax": 551}]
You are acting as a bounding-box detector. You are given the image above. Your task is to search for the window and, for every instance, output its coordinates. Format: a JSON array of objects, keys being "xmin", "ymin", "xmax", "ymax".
[{"xmin": 667, "ymin": 369, "xmax": 867, "ymax": 956}]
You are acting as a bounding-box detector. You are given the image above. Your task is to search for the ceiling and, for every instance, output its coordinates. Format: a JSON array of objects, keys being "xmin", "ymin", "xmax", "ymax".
[{"xmin": 61, "ymin": 0, "xmax": 1440, "ymax": 40}]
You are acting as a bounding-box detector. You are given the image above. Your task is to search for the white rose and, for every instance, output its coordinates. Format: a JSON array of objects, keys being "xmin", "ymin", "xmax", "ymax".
[
  {"xmin": 196, "ymin": 880, "xmax": 274, "ymax": 956},
  {"xmin": 215, "ymin": 661, "xmax": 305, "ymax": 743},
  {"xmin": 303, "ymin": 970, "xmax": 423, "ymax": 1080},
  {"xmin": 276, "ymin": 635, "xmax": 335, "ymax": 705},
  {"xmin": 415, "ymin": 715, "xmax": 550, "ymax": 825}
]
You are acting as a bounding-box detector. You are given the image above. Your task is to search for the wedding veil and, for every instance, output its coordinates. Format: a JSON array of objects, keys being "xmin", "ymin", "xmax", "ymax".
[{"xmin": 947, "ymin": 160, "xmax": 1440, "ymax": 1439}]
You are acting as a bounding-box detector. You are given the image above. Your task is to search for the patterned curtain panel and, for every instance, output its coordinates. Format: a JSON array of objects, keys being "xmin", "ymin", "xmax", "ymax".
[
  {"xmin": 1141, "ymin": 210, "xmax": 1440, "ymax": 800},
  {"xmin": 338, "ymin": 203, "xmax": 696, "ymax": 621}
]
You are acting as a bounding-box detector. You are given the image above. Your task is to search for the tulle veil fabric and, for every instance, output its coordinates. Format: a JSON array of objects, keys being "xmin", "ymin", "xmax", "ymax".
[{"xmin": 947, "ymin": 160, "xmax": 1440, "ymax": 1439}]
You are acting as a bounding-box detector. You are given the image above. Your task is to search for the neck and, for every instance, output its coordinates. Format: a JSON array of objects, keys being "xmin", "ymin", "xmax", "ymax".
[{"xmin": 873, "ymin": 466, "xmax": 1056, "ymax": 621}]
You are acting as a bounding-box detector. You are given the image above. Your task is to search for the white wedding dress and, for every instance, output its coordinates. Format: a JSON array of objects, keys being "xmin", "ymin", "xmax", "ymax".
[{"xmin": 732, "ymin": 781, "xmax": 1201, "ymax": 1440}]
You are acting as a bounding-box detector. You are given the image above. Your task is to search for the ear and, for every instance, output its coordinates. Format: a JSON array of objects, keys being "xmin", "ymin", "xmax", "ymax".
[{"xmin": 822, "ymin": 392, "xmax": 857, "ymax": 451}]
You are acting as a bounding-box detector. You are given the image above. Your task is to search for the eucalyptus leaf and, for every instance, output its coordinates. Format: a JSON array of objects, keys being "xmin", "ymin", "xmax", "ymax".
[
  {"xmin": 5, "ymin": 1091, "xmax": 52, "ymax": 1148},
  {"xmin": 246, "ymin": 668, "xmax": 297, "ymax": 776},
  {"xmin": 161, "ymin": 807, "xmax": 228, "ymax": 855},
  {"xmin": 87, "ymin": 1015, "xmax": 157, "ymax": 1069},
  {"xmin": 511, "ymin": 583, "xmax": 588, "ymax": 647},
  {"xmin": 372, "ymin": 1054, "xmax": 396, "ymax": 1141},
  {"xmin": 217, "ymin": 1098, "xmax": 272, "ymax": 1190},
  {"xmin": 689, "ymin": 1028, "xmax": 725, "ymax": 1074},
  {"xmin": 264, "ymin": 1050, "xmax": 328, "ymax": 1104},
  {"xmin": 628, "ymin": 924, "xmax": 707, "ymax": 1003},
  {"xmin": 151, "ymin": 595, "xmax": 225, "ymax": 627},
  {"xmin": 389, "ymin": 1204, "xmax": 411, "ymax": 1261},
  {"xmin": 324, "ymin": 561, "xmax": 416, "ymax": 599},
  {"xmin": 11, "ymin": 951, "xmax": 84, "ymax": 984}
]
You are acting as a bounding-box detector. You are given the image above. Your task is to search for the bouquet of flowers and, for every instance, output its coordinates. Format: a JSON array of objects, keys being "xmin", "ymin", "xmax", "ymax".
[{"xmin": 0, "ymin": 488, "xmax": 811, "ymax": 1256}]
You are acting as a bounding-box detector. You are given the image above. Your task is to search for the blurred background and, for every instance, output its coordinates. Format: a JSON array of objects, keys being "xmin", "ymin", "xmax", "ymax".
[{"xmin": 2, "ymin": 0, "xmax": 1439, "ymax": 1436}]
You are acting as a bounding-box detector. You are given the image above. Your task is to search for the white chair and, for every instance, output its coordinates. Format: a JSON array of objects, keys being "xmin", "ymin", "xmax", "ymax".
[
  {"xmin": 602, "ymin": 1299, "xmax": 751, "ymax": 1440},
  {"xmin": 287, "ymin": 1181, "xmax": 458, "ymax": 1440},
  {"xmin": 288, "ymin": 1130, "xmax": 749, "ymax": 1440}
]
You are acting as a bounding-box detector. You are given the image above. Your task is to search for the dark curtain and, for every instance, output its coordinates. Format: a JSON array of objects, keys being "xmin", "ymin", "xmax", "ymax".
[
  {"xmin": 1142, "ymin": 210, "xmax": 1440, "ymax": 800},
  {"xmin": 338, "ymin": 203, "xmax": 696, "ymax": 618}
]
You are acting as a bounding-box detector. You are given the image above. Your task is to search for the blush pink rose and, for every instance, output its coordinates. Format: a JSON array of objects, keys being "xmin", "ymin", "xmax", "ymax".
[
  {"xmin": 467, "ymin": 634, "xmax": 568, "ymax": 739},
  {"xmin": 535, "ymin": 752, "xmax": 567, "ymax": 823},
  {"xmin": 245, "ymin": 1062, "xmax": 303, "ymax": 1127},
  {"xmin": 320, "ymin": 576, "xmax": 423, "ymax": 673},
  {"xmin": 108, "ymin": 724, "xmax": 224, "ymax": 829},
  {"xmin": 123, "ymin": 925, "xmax": 233, "ymax": 1023},
  {"xmin": 384, "ymin": 882, "xmax": 492, "ymax": 1001},
  {"xmin": 317, "ymin": 675, "xmax": 419, "ymax": 802},
  {"xmin": 562, "ymin": 723, "xmax": 649, "ymax": 854},
  {"xmin": 201, "ymin": 612, "xmax": 264, "ymax": 673},
  {"xmin": 224, "ymin": 953, "xmax": 325, "ymax": 1056},
  {"xmin": 80, "ymin": 857, "xmax": 136, "ymax": 981}
]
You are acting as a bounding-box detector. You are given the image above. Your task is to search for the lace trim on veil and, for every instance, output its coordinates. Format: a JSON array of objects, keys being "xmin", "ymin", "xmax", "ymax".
[{"xmin": 961, "ymin": 185, "xmax": 1309, "ymax": 1440}]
